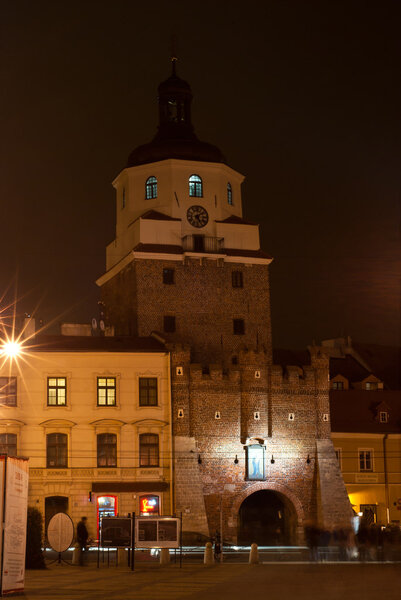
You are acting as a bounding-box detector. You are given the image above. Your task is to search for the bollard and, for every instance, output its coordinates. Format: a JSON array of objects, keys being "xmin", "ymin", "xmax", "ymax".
[
  {"xmin": 204, "ymin": 542, "xmax": 214, "ymax": 565},
  {"xmin": 160, "ymin": 548, "xmax": 170, "ymax": 565},
  {"xmin": 72, "ymin": 544, "xmax": 81, "ymax": 565},
  {"xmin": 117, "ymin": 548, "xmax": 126, "ymax": 566},
  {"xmin": 249, "ymin": 543, "xmax": 259, "ymax": 564}
]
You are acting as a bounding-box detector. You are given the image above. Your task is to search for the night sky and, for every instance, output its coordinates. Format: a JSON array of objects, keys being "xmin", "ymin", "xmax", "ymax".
[{"xmin": 1, "ymin": 1, "xmax": 400, "ymax": 350}]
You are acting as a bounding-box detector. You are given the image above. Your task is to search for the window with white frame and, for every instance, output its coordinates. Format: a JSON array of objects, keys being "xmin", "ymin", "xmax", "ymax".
[{"xmin": 359, "ymin": 449, "xmax": 373, "ymax": 472}]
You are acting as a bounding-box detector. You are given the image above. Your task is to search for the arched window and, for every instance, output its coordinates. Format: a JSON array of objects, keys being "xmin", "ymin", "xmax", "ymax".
[
  {"xmin": 139, "ymin": 433, "xmax": 159, "ymax": 467},
  {"xmin": 189, "ymin": 174, "xmax": 203, "ymax": 198},
  {"xmin": 227, "ymin": 182, "xmax": 233, "ymax": 205},
  {"xmin": 47, "ymin": 433, "xmax": 68, "ymax": 468},
  {"xmin": 145, "ymin": 176, "xmax": 157, "ymax": 199},
  {"xmin": 97, "ymin": 433, "xmax": 117, "ymax": 467}
]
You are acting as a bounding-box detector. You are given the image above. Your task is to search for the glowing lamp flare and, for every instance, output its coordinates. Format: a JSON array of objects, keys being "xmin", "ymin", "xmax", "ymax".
[{"xmin": 1, "ymin": 340, "xmax": 22, "ymax": 358}]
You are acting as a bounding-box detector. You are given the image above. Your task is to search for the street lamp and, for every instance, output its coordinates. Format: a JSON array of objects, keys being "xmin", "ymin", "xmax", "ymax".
[{"xmin": 0, "ymin": 339, "xmax": 22, "ymax": 358}]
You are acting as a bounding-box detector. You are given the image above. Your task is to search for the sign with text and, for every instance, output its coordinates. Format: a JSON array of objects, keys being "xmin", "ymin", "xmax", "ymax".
[
  {"xmin": 136, "ymin": 517, "xmax": 180, "ymax": 549},
  {"xmin": 139, "ymin": 495, "xmax": 159, "ymax": 516},
  {"xmin": 1, "ymin": 456, "xmax": 29, "ymax": 597}
]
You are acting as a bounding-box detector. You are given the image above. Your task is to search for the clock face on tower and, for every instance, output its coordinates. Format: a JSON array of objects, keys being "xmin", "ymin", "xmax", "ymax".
[{"xmin": 187, "ymin": 205, "xmax": 209, "ymax": 228}]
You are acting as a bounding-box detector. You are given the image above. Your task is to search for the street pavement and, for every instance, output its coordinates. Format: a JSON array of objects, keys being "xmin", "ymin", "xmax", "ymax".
[{"xmin": 24, "ymin": 562, "xmax": 401, "ymax": 600}]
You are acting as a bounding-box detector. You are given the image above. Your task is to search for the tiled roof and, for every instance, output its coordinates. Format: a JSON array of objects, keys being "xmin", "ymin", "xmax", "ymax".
[
  {"xmin": 140, "ymin": 210, "xmax": 181, "ymax": 222},
  {"xmin": 330, "ymin": 390, "xmax": 401, "ymax": 433},
  {"xmin": 24, "ymin": 335, "xmax": 167, "ymax": 353},
  {"xmin": 215, "ymin": 215, "xmax": 257, "ymax": 225}
]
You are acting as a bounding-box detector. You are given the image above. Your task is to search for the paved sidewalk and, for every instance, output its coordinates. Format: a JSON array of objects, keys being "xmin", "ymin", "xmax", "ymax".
[{"xmin": 24, "ymin": 563, "xmax": 401, "ymax": 600}]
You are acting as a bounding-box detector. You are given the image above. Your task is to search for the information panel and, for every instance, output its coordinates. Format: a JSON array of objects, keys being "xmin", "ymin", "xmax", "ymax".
[
  {"xmin": 100, "ymin": 517, "xmax": 132, "ymax": 548},
  {"xmin": 1, "ymin": 457, "xmax": 29, "ymax": 597},
  {"xmin": 136, "ymin": 517, "xmax": 180, "ymax": 549}
]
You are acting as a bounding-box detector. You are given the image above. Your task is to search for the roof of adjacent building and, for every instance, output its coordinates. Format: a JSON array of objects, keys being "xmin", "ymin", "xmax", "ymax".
[
  {"xmin": 24, "ymin": 335, "xmax": 167, "ymax": 353},
  {"xmin": 330, "ymin": 390, "xmax": 401, "ymax": 433}
]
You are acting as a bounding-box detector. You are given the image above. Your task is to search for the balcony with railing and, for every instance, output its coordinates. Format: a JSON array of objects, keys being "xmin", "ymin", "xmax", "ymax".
[{"xmin": 182, "ymin": 235, "xmax": 224, "ymax": 254}]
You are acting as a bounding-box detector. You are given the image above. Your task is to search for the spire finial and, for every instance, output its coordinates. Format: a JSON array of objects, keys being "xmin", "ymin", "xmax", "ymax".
[{"xmin": 170, "ymin": 34, "xmax": 178, "ymax": 76}]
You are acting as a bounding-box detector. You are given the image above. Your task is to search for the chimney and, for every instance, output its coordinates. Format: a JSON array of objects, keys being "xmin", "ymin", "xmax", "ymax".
[{"xmin": 22, "ymin": 316, "xmax": 36, "ymax": 340}]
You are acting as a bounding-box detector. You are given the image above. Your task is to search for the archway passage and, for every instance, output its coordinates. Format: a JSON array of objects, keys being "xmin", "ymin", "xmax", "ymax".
[
  {"xmin": 45, "ymin": 496, "xmax": 68, "ymax": 536},
  {"xmin": 238, "ymin": 490, "xmax": 297, "ymax": 546}
]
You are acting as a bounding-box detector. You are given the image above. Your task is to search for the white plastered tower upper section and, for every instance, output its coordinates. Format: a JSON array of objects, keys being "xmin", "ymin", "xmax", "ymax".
[{"xmin": 105, "ymin": 158, "xmax": 262, "ymax": 272}]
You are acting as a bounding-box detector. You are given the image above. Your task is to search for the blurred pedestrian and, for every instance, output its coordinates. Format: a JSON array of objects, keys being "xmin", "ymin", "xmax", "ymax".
[{"xmin": 77, "ymin": 516, "xmax": 89, "ymax": 566}]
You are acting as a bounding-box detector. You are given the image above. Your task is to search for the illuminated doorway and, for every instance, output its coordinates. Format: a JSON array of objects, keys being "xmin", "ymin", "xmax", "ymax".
[
  {"xmin": 97, "ymin": 495, "xmax": 117, "ymax": 538},
  {"xmin": 238, "ymin": 490, "xmax": 296, "ymax": 546}
]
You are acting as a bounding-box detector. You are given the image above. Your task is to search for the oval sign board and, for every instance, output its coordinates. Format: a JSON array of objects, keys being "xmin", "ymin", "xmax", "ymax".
[{"xmin": 47, "ymin": 512, "xmax": 74, "ymax": 553}]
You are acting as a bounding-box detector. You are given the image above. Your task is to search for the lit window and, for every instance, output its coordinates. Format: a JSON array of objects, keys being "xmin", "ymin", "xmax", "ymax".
[
  {"xmin": 365, "ymin": 381, "xmax": 378, "ymax": 390},
  {"xmin": 97, "ymin": 433, "xmax": 117, "ymax": 467},
  {"xmin": 47, "ymin": 377, "xmax": 66, "ymax": 406},
  {"xmin": 163, "ymin": 316, "xmax": 176, "ymax": 333},
  {"xmin": 163, "ymin": 268, "xmax": 175, "ymax": 284},
  {"xmin": 97, "ymin": 377, "xmax": 116, "ymax": 406},
  {"xmin": 139, "ymin": 378, "xmax": 158, "ymax": 407},
  {"xmin": 232, "ymin": 271, "xmax": 243, "ymax": 288},
  {"xmin": 332, "ymin": 381, "xmax": 344, "ymax": 390},
  {"xmin": 359, "ymin": 449, "xmax": 373, "ymax": 472},
  {"xmin": 189, "ymin": 174, "xmax": 203, "ymax": 197},
  {"xmin": 233, "ymin": 319, "xmax": 245, "ymax": 335},
  {"xmin": 139, "ymin": 434, "xmax": 159, "ymax": 467},
  {"xmin": 0, "ymin": 433, "xmax": 17, "ymax": 455},
  {"xmin": 145, "ymin": 176, "xmax": 157, "ymax": 199},
  {"xmin": 0, "ymin": 377, "xmax": 17, "ymax": 406},
  {"xmin": 227, "ymin": 182, "xmax": 233, "ymax": 205},
  {"xmin": 47, "ymin": 433, "xmax": 68, "ymax": 468},
  {"xmin": 380, "ymin": 411, "xmax": 388, "ymax": 423}
]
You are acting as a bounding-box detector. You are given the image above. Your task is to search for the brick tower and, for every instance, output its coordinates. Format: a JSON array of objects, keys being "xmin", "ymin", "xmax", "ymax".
[{"xmin": 97, "ymin": 62, "xmax": 352, "ymax": 544}]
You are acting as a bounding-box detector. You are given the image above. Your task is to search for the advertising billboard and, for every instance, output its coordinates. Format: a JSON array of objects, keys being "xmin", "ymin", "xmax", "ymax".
[{"xmin": 136, "ymin": 517, "xmax": 180, "ymax": 549}]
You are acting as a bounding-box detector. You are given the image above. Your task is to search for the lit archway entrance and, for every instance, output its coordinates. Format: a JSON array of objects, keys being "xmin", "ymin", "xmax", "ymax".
[{"xmin": 238, "ymin": 490, "xmax": 297, "ymax": 545}]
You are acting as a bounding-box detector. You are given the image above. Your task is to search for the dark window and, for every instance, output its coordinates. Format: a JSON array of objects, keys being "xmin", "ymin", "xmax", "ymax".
[
  {"xmin": 0, "ymin": 433, "xmax": 17, "ymax": 455},
  {"xmin": 97, "ymin": 377, "xmax": 116, "ymax": 406},
  {"xmin": 233, "ymin": 319, "xmax": 245, "ymax": 335},
  {"xmin": 47, "ymin": 377, "xmax": 67, "ymax": 406},
  {"xmin": 47, "ymin": 433, "xmax": 68, "ymax": 468},
  {"xmin": 145, "ymin": 176, "xmax": 157, "ymax": 199},
  {"xmin": 332, "ymin": 381, "xmax": 344, "ymax": 390},
  {"xmin": 163, "ymin": 316, "xmax": 176, "ymax": 333},
  {"xmin": 0, "ymin": 377, "xmax": 17, "ymax": 406},
  {"xmin": 189, "ymin": 174, "xmax": 203, "ymax": 197},
  {"xmin": 139, "ymin": 434, "xmax": 159, "ymax": 467},
  {"xmin": 97, "ymin": 433, "xmax": 117, "ymax": 467},
  {"xmin": 232, "ymin": 356, "xmax": 238, "ymax": 365},
  {"xmin": 122, "ymin": 187, "xmax": 126, "ymax": 209},
  {"xmin": 227, "ymin": 182, "xmax": 233, "ymax": 205},
  {"xmin": 163, "ymin": 268, "xmax": 175, "ymax": 284},
  {"xmin": 139, "ymin": 378, "xmax": 158, "ymax": 406},
  {"xmin": 232, "ymin": 271, "xmax": 243, "ymax": 288}
]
